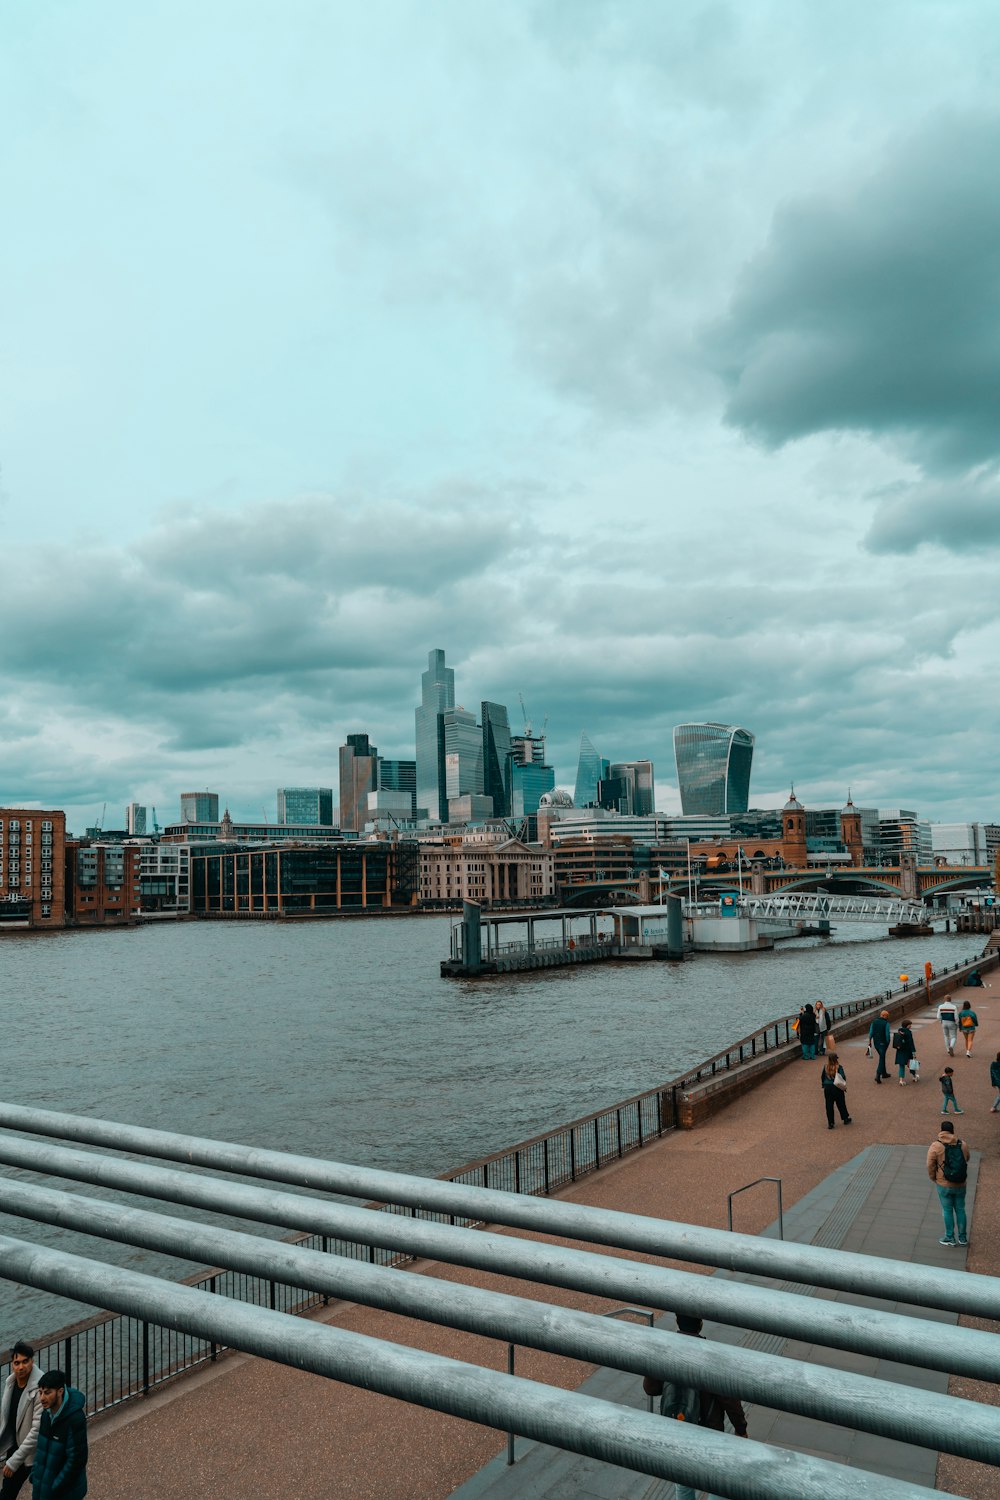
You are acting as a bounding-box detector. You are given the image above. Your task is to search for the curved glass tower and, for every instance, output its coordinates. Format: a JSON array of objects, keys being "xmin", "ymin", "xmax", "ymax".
[{"xmin": 673, "ymin": 724, "xmax": 754, "ymax": 816}]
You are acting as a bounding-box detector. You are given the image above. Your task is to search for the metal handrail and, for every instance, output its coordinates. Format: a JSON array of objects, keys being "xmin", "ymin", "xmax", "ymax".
[
  {"xmin": 728, "ymin": 1177, "xmax": 784, "ymax": 1240},
  {"xmin": 603, "ymin": 1307, "xmax": 656, "ymax": 1412}
]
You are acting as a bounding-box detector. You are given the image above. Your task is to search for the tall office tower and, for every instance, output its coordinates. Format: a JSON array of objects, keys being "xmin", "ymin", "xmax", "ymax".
[
  {"xmin": 277, "ymin": 788, "xmax": 334, "ymax": 826},
  {"xmin": 505, "ymin": 731, "xmax": 554, "ymax": 817},
  {"xmin": 378, "ymin": 759, "xmax": 417, "ymax": 818},
  {"xmin": 443, "ymin": 707, "xmax": 483, "ymax": 806},
  {"xmin": 673, "ymin": 724, "xmax": 754, "ymax": 816},
  {"xmin": 574, "ymin": 733, "xmax": 609, "ymax": 808},
  {"xmin": 339, "ymin": 734, "xmax": 379, "ymax": 832},
  {"xmin": 481, "ymin": 701, "xmax": 512, "ymax": 816},
  {"xmin": 415, "ymin": 649, "xmax": 455, "ymax": 822},
  {"xmin": 606, "ymin": 760, "xmax": 655, "ymax": 816},
  {"xmin": 180, "ymin": 791, "xmax": 220, "ymax": 823},
  {"xmin": 125, "ymin": 802, "xmax": 147, "ymax": 835}
]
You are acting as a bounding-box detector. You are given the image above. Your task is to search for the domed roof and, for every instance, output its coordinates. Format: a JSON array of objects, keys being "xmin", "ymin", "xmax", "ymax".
[
  {"xmin": 784, "ymin": 785, "xmax": 803, "ymax": 811},
  {"xmin": 539, "ymin": 788, "xmax": 574, "ymax": 808}
]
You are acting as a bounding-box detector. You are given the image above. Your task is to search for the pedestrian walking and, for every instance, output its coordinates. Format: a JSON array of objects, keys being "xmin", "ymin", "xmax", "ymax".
[
  {"xmin": 958, "ymin": 1000, "xmax": 978, "ymax": 1057},
  {"xmin": 643, "ymin": 1312, "xmax": 748, "ymax": 1500},
  {"xmin": 926, "ymin": 1120, "xmax": 970, "ymax": 1247},
  {"xmin": 937, "ymin": 996, "xmax": 959, "ymax": 1056},
  {"xmin": 893, "ymin": 1018, "xmax": 916, "ymax": 1084},
  {"xmin": 797, "ymin": 1003, "xmax": 818, "ymax": 1059},
  {"xmin": 820, "ymin": 1052, "xmax": 851, "ymax": 1128},
  {"xmin": 868, "ymin": 1009, "xmax": 891, "ymax": 1084},
  {"xmin": 815, "ymin": 1001, "xmax": 831, "ymax": 1055},
  {"xmin": 31, "ymin": 1372, "xmax": 87, "ymax": 1500},
  {"xmin": 939, "ymin": 1067, "xmax": 963, "ymax": 1115},
  {"xmin": 990, "ymin": 1053, "xmax": 1000, "ymax": 1113},
  {"xmin": 0, "ymin": 1342, "xmax": 41, "ymax": 1500}
]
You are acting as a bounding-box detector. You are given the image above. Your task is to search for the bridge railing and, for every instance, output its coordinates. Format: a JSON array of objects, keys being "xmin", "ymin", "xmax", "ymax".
[{"xmin": 2, "ymin": 953, "xmax": 989, "ymax": 1418}]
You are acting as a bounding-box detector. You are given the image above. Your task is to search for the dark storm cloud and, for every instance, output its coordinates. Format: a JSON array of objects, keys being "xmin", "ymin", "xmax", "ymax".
[
  {"xmin": 865, "ymin": 470, "xmax": 1000, "ymax": 554},
  {"xmin": 708, "ymin": 114, "xmax": 1000, "ymax": 472}
]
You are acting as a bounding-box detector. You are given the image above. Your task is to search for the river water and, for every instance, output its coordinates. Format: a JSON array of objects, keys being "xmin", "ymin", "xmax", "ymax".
[{"xmin": 0, "ymin": 917, "xmax": 981, "ymax": 1350}]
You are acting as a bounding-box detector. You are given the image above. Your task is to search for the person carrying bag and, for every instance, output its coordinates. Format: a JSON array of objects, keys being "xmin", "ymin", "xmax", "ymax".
[{"xmin": 821, "ymin": 1052, "xmax": 852, "ymax": 1129}]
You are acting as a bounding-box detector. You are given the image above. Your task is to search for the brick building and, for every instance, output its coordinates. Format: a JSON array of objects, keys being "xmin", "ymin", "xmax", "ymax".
[{"xmin": 0, "ymin": 809, "xmax": 67, "ymax": 928}]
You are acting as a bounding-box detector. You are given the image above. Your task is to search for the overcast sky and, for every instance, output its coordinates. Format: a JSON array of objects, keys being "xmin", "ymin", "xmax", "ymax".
[{"xmin": 3, "ymin": 2, "xmax": 999, "ymax": 830}]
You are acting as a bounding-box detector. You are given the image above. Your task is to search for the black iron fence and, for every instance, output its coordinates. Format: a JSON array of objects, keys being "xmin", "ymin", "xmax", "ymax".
[{"xmin": 1, "ymin": 951, "xmax": 989, "ymax": 1417}]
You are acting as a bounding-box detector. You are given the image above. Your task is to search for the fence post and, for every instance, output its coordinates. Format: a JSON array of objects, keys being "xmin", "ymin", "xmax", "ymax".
[
  {"xmin": 543, "ymin": 1135, "xmax": 550, "ymax": 1194},
  {"xmin": 63, "ymin": 1336, "xmax": 72, "ymax": 1388},
  {"xmin": 142, "ymin": 1320, "xmax": 150, "ymax": 1395},
  {"xmin": 569, "ymin": 1128, "xmax": 576, "ymax": 1182}
]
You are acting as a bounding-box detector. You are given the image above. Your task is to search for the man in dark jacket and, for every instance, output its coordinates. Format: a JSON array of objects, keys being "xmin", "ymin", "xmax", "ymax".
[
  {"xmin": 643, "ymin": 1314, "xmax": 748, "ymax": 1500},
  {"xmin": 31, "ymin": 1372, "xmax": 87, "ymax": 1500},
  {"xmin": 869, "ymin": 1009, "xmax": 891, "ymax": 1083}
]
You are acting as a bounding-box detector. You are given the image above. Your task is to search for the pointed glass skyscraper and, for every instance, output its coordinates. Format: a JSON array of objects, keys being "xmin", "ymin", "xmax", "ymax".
[
  {"xmin": 415, "ymin": 649, "xmax": 455, "ymax": 821},
  {"xmin": 574, "ymin": 733, "xmax": 608, "ymax": 808}
]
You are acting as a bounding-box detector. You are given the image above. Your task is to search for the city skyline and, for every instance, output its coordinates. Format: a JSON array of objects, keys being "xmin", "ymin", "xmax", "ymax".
[{"xmin": 3, "ymin": 6, "xmax": 1000, "ymax": 829}]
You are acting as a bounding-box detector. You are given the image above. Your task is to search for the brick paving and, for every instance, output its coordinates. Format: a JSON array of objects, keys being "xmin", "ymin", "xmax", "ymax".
[{"xmin": 87, "ymin": 976, "xmax": 1000, "ymax": 1499}]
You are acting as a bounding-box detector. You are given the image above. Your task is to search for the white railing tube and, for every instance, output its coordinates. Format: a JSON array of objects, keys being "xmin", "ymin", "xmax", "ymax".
[
  {"xmin": 0, "ymin": 1104, "xmax": 992, "ymax": 1319},
  {"xmin": 1, "ymin": 1178, "xmax": 997, "ymax": 1464},
  {"xmin": 0, "ymin": 1233, "xmax": 945, "ymax": 1500},
  {"xmin": 0, "ymin": 1136, "xmax": 997, "ymax": 1383}
]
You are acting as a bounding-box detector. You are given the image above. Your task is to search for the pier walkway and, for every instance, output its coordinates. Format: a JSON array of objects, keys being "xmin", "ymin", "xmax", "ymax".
[{"xmin": 86, "ymin": 978, "xmax": 1000, "ymax": 1498}]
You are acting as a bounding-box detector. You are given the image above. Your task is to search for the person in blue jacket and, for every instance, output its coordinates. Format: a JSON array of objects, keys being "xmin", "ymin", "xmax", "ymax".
[{"xmin": 31, "ymin": 1373, "xmax": 87, "ymax": 1500}]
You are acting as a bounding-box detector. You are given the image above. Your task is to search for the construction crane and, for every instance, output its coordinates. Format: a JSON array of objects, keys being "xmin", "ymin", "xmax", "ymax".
[{"xmin": 518, "ymin": 692, "xmax": 532, "ymax": 736}]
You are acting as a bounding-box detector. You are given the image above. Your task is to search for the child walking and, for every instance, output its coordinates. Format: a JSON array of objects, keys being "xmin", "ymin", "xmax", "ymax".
[{"xmin": 939, "ymin": 1066, "xmax": 963, "ymax": 1115}]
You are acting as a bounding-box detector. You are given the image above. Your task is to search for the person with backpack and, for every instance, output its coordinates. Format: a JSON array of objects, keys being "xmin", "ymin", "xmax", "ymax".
[
  {"xmin": 958, "ymin": 1000, "xmax": 978, "ymax": 1057},
  {"xmin": 797, "ymin": 1003, "xmax": 818, "ymax": 1060},
  {"xmin": 990, "ymin": 1052, "xmax": 1000, "ymax": 1113},
  {"xmin": 926, "ymin": 1120, "xmax": 971, "ymax": 1247},
  {"xmin": 643, "ymin": 1313, "xmax": 748, "ymax": 1500},
  {"xmin": 893, "ymin": 1018, "xmax": 916, "ymax": 1085},
  {"xmin": 868, "ymin": 1009, "xmax": 891, "ymax": 1084}
]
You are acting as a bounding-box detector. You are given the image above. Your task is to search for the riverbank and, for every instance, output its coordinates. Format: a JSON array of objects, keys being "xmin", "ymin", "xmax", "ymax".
[{"xmin": 78, "ymin": 954, "xmax": 1000, "ymax": 1497}]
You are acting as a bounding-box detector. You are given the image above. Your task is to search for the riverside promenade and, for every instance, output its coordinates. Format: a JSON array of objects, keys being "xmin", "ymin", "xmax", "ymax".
[{"xmin": 86, "ymin": 975, "xmax": 1000, "ymax": 1498}]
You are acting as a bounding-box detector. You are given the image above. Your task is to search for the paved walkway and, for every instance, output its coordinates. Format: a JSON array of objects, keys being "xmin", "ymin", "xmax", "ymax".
[
  {"xmin": 451, "ymin": 1143, "xmax": 975, "ymax": 1498},
  {"xmin": 86, "ymin": 976, "xmax": 1000, "ymax": 1499}
]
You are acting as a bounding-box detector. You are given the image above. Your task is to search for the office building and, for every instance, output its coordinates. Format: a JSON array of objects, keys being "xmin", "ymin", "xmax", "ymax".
[
  {"xmin": 599, "ymin": 760, "xmax": 655, "ymax": 816},
  {"xmin": 415, "ymin": 648, "xmax": 455, "ymax": 823},
  {"xmin": 277, "ymin": 788, "xmax": 334, "ymax": 827},
  {"xmin": 191, "ymin": 841, "xmax": 418, "ymax": 915},
  {"xmin": 481, "ymin": 701, "xmax": 512, "ymax": 816},
  {"xmin": 65, "ymin": 841, "xmax": 141, "ymax": 926},
  {"xmin": 180, "ymin": 791, "xmax": 220, "ymax": 824},
  {"xmin": 379, "ymin": 759, "xmax": 417, "ymax": 818},
  {"xmin": 339, "ymin": 734, "xmax": 379, "ymax": 834},
  {"xmin": 443, "ymin": 707, "xmax": 482, "ymax": 807},
  {"xmin": 930, "ymin": 823, "xmax": 989, "ymax": 866},
  {"xmin": 574, "ymin": 733, "xmax": 608, "ymax": 808},
  {"xmin": 125, "ymin": 802, "xmax": 147, "ymax": 836},
  {"xmin": 418, "ymin": 834, "xmax": 554, "ymax": 907},
  {"xmin": 673, "ymin": 724, "xmax": 754, "ymax": 816},
  {"xmin": 878, "ymin": 810, "xmax": 932, "ymax": 864}
]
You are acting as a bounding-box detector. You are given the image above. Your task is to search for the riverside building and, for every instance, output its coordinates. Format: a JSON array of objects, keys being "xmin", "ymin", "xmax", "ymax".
[
  {"xmin": 277, "ymin": 788, "xmax": 334, "ymax": 826},
  {"xmin": 0, "ymin": 808, "xmax": 66, "ymax": 928}
]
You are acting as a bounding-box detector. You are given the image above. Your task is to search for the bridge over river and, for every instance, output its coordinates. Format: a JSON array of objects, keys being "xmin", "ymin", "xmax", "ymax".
[{"xmin": 742, "ymin": 891, "xmax": 930, "ymax": 928}]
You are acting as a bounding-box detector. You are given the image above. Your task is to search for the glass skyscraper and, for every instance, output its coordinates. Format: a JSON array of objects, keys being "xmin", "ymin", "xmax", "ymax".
[
  {"xmin": 481, "ymin": 701, "xmax": 512, "ymax": 816},
  {"xmin": 415, "ymin": 649, "xmax": 455, "ymax": 822},
  {"xmin": 673, "ymin": 724, "xmax": 754, "ymax": 816},
  {"xmin": 378, "ymin": 759, "xmax": 417, "ymax": 818},
  {"xmin": 339, "ymin": 733, "xmax": 378, "ymax": 832},
  {"xmin": 444, "ymin": 707, "xmax": 482, "ymax": 803},
  {"xmin": 574, "ymin": 733, "xmax": 608, "ymax": 808}
]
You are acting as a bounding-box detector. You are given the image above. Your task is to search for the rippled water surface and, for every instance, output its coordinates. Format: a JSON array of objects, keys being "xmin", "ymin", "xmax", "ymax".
[{"xmin": 0, "ymin": 917, "xmax": 979, "ymax": 1347}]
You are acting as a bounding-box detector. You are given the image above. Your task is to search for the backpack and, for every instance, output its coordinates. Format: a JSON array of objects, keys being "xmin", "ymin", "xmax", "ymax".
[
  {"xmin": 893, "ymin": 1028, "xmax": 908, "ymax": 1050},
  {"xmin": 659, "ymin": 1382, "xmax": 701, "ymax": 1423},
  {"xmin": 960, "ymin": 1012, "xmax": 976, "ymax": 1030},
  {"xmin": 942, "ymin": 1141, "xmax": 967, "ymax": 1184}
]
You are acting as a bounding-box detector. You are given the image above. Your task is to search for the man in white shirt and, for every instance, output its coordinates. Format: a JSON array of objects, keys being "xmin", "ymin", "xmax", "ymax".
[{"xmin": 937, "ymin": 996, "xmax": 959, "ymax": 1056}]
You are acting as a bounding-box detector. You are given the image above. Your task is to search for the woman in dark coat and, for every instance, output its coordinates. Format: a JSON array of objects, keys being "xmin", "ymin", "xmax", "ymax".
[
  {"xmin": 798, "ymin": 1003, "xmax": 818, "ymax": 1059},
  {"xmin": 893, "ymin": 1018, "xmax": 916, "ymax": 1084},
  {"xmin": 821, "ymin": 1052, "xmax": 851, "ymax": 1128}
]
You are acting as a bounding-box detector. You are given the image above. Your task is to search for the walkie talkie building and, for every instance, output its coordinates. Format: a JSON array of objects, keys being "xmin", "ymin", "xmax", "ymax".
[{"xmin": 673, "ymin": 723, "xmax": 754, "ymax": 816}]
